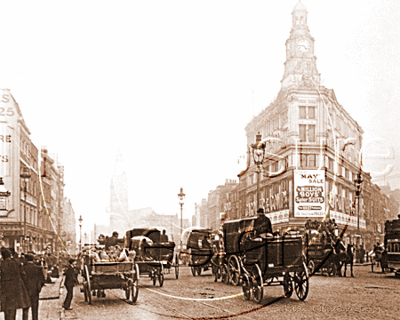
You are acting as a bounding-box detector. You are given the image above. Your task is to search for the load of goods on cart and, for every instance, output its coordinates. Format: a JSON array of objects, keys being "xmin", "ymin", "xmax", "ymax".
[
  {"xmin": 222, "ymin": 216, "xmax": 309, "ymax": 304},
  {"xmin": 80, "ymin": 231, "xmax": 139, "ymax": 304},
  {"xmin": 124, "ymin": 228, "xmax": 178, "ymax": 286}
]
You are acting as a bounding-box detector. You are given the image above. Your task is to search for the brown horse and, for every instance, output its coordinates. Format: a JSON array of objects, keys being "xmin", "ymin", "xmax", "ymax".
[{"xmin": 339, "ymin": 244, "xmax": 354, "ymax": 277}]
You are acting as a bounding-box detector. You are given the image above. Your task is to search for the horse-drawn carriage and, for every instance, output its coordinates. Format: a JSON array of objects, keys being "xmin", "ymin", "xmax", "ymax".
[
  {"xmin": 304, "ymin": 221, "xmax": 338, "ymax": 276},
  {"xmin": 185, "ymin": 228, "xmax": 214, "ymax": 276},
  {"xmin": 80, "ymin": 247, "xmax": 139, "ymax": 304},
  {"xmin": 125, "ymin": 228, "xmax": 179, "ymax": 287},
  {"xmin": 222, "ymin": 216, "xmax": 309, "ymax": 304}
]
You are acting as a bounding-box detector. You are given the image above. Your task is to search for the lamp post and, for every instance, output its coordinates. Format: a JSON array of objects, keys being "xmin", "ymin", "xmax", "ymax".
[
  {"xmin": 20, "ymin": 166, "xmax": 31, "ymax": 253},
  {"xmin": 251, "ymin": 133, "xmax": 266, "ymax": 212},
  {"xmin": 178, "ymin": 187, "xmax": 185, "ymax": 254},
  {"xmin": 354, "ymin": 172, "xmax": 363, "ymax": 236},
  {"xmin": 78, "ymin": 215, "xmax": 83, "ymax": 252}
]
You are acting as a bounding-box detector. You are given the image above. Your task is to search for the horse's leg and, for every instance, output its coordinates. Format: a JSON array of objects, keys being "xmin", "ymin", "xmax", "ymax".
[
  {"xmin": 343, "ymin": 262, "xmax": 347, "ymax": 277},
  {"xmin": 351, "ymin": 262, "xmax": 354, "ymax": 277}
]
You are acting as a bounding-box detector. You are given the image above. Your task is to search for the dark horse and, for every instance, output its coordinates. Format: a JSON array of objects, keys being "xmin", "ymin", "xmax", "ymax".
[{"xmin": 338, "ymin": 244, "xmax": 354, "ymax": 277}]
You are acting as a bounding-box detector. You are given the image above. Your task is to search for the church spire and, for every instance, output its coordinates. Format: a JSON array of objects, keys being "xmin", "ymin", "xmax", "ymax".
[{"xmin": 292, "ymin": 1, "xmax": 308, "ymax": 30}]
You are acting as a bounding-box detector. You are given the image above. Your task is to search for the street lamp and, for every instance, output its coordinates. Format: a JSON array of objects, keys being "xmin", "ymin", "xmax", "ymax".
[
  {"xmin": 20, "ymin": 166, "xmax": 31, "ymax": 253},
  {"xmin": 251, "ymin": 133, "xmax": 266, "ymax": 213},
  {"xmin": 178, "ymin": 187, "xmax": 185, "ymax": 254},
  {"xmin": 78, "ymin": 215, "xmax": 83, "ymax": 252},
  {"xmin": 354, "ymin": 172, "xmax": 363, "ymax": 236}
]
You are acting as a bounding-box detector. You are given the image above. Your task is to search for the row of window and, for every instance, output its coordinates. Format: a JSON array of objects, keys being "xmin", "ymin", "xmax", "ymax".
[{"xmin": 20, "ymin": 204, "xmax": 53, "ymax": 230}]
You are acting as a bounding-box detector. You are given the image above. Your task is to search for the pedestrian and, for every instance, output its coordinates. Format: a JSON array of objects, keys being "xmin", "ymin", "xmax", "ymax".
[
  {"xmin": 22, "ymin": 254, "xmax": 45, "ymax": 320},
  {"xmin": 63, "ymin": 258, "xmax": 79, "ymax": 310},
  {"xmin": 0, "ymin": 247, "xmax": 31, "ymax": 320}
]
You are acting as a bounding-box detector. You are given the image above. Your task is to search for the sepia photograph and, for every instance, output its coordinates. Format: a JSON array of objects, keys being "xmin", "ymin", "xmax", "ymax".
[{"xmin": 0, "ymin": 1, "xmax": 398, "ymax": 319}]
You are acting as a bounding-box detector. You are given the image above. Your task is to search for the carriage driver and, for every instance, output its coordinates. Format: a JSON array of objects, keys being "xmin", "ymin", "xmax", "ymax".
[{"xmin": 254, "ymin": 208, "xmax": 273, "ymax": 236}]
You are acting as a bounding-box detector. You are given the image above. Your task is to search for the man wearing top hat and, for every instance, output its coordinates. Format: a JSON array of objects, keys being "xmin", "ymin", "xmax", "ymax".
[{"xmin": 254, "ymin": 208, "xmax": 273, "ymax": 236}]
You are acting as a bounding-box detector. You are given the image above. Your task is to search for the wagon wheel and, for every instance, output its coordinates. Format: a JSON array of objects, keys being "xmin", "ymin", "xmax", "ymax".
[
  {"xmin": 307, "ymin": 259, "xmax": 315, "ymax": 275},
  {"xmin": 252, "ymin": 264, "xmax": 263, "ymax": 304},
  {"xmin": 158, "ymin": 273, "xmax": 164, "ymax": 287},
  {"xmin": 241, "ymin": 274, "xmax": 251, "ymax": 300},
  {"xmin": 131, "ymin": 278, "xmax": 139, "ymax": 303},
  {"xmin": 222, "ymin": 265, "xmax": 230, "ymax": 285},
  {"xmin": 283, "ymin": 273, "xmax": 293, "ymax": 298},
  {"xmin": 125, "ymin": 283, "xmax": 131, "ymax": 300},
  {"xmin": 294, "ymin": 263, "xmax": 309, "ymax": 301},
  {"xmin": 191, "ymin": 266, "xmax": 196, "ymax": 276},
  {"xmin": 228, "ymin": 255, "xmax": 241, "ymax": 286},
  {"xmin": 84, "ymin": 265, "xmax": 92, "ymax": 305},
  {"xmin": 175, "ymin": 264, "xmax": 179, "ymax": 279}
]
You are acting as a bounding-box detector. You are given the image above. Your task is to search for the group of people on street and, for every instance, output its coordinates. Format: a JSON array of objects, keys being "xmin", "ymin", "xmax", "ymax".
[{"xmin": 0, "ymin": 247, "xmax": 79, "ymax": 320}]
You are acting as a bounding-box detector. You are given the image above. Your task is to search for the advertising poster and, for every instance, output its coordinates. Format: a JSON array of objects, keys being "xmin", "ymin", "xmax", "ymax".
[{"xmin": 294, "ymin": 170, "xmax": 325, "ymax": 217}]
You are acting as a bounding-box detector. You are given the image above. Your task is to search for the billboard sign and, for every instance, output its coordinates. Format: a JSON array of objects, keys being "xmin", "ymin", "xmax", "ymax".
[{"xmin": 294, "ymin": 170, "xmax": 325, "ymax": 217}]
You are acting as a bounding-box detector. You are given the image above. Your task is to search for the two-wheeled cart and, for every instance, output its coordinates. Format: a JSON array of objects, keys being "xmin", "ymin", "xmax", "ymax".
[{"xmin": 81, "ymin": 260, "xmax": 139, "ymax": 304}]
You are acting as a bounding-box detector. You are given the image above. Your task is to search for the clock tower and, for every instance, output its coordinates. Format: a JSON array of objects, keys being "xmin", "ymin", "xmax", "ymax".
[{"xmin": 281, "ymin": 1, "xmax": 321, "ymax": 88}]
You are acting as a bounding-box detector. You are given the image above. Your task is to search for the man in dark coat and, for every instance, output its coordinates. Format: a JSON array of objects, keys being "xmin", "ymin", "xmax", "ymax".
[
  {"xmin": 22, "ymin": 254, "xmax": 45, "ymax": 320},
  {"xmin": 254, "ymin": 208, "xmax": 273, "ymax": 236},
  {"xmin": 63, "ymin": 258, "xmax": 78, "ymax": 310},
  {"xmin": 0, "ymin": 247, "xmax": 31, "ymax": 320}
]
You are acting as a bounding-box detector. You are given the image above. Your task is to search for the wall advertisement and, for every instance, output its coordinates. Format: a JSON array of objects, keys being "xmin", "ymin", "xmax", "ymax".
[{"xmin": 294, "ymin": 170, "xmax": 325, "ymax": 217}]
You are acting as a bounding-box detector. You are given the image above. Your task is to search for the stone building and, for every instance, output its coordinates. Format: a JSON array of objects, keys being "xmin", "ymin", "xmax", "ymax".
[{"xmin": 227, "ymin": 2, "xmax": 370, "ymax": 246}]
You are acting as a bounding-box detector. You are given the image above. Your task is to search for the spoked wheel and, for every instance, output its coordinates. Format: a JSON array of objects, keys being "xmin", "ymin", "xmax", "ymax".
[
  {"xmin": 158, "ymin": 273, "xmax": 164, "ymax": 287},
  {"xmin": 242, "ymin": 274, "xmax": 251, "ymax": 300},
  {"xmin": 228, "ymin": 256, "xmax": 241, "ymax": 286},
  {"xmin": 222, "ymin": 265, "xmax": 230, "ymax": 285},
  {"xmin": 294, "ymin": 263, "xmax": 309, "ymax": 301},
  {"xmin": 131, "ymin": 278, "xmax": 139, "ymax": 303},
  {"xmin": 84, "ymin": 265, "xmax": 92, "ymax": 305},
  {"xmin": 307, "ymin": 259, "xmax": 315, "ymax": 276},
  {"xmin": 283, "ymin": 273, "xmax": 293, "ymax": 298},
  {"xmin": 252, "ymin": 264, "xmax": 263, "ymax": 304}
]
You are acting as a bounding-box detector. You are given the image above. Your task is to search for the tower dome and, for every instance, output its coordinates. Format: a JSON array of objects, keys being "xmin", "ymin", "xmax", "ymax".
[{"xmin": 292, "ymin": 1, "xmax": 307, "ymax": 13}]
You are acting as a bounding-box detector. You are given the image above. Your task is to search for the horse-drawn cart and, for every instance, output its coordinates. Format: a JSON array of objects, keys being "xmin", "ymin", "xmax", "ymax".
[
  {"xmin": 223, "ymin": 217, "xmax": 309, "ymax": 304},
  {"xmin": 125, "ymin": 228, "xmax": 178, "ymax": 286},
  {"xmin": 81, "ymin": 260, "xmax": 139, "ymax": 304}
]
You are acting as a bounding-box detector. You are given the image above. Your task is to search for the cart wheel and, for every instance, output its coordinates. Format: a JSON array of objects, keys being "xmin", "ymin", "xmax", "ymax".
[
  {"xmin": 158, "ymin": 273, "xmax": 164, "ymax": 287},
  {"xmin": 252, "ymin": 264, "xmax": 263, "ymax": 304},
  {"xmin": 84, "ymin": 265, "xmax": 92, "ymax": 305},
  {"xmin": 242, "ymin": 274, "xmax": 251, "ymax": 300},
  {"xmin": 125, "ymin": 283, "xmax": 131, "ymax": 300},
  {"xmin": 307, "ymin": 260, "xmax": 315, "ymax": 275},
  {"xmin": 191, "ymin": 266, "xmax": 196, "ymax": 276},
  {"xmin": 228, "ymin": 256, "xmax": 240, "ymax": 286},
  {"xmin": 131, "ymin": 279, "xmax": 139, "ymax": 303},
  {"xmin": 294, "ymin": 263, "xmax": 309, "ymax": 301},
  {"xmin": 222, "ymin": 265, "xmax": 230, "ymax": 285},
  {"xmin": 283, "ymin": 273, "xmax": 293, "ymax": 298},
  {"xmin": 175, "ymin": 264, "xmax": 179, "ymax": 279}
]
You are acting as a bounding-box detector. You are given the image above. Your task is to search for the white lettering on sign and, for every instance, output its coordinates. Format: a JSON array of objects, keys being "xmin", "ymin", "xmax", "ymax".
[{"xmin": 294, "ymin": 170, "xmax": 325, "ymax": 217}]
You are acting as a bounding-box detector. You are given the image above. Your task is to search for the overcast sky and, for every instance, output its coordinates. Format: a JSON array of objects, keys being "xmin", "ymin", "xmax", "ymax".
[{"xmin": 0, "ymin": 0, "xmax": 398, "ymax": 235}]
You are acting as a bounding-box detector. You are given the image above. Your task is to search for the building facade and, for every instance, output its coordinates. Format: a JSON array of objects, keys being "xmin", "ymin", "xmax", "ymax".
[{"xmin": 224, "ymin": 2, "xmax": 381, "ymax": 249}]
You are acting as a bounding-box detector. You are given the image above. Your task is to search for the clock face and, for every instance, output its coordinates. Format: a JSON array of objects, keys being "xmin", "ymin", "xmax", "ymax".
[{"xmin": 297, "ymin": 39, "xmax": 310, "ymax": 52}]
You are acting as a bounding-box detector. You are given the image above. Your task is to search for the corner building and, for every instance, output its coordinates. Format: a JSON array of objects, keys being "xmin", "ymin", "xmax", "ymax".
[{"xmin": 235, "ymin": 2, "xmax": 369, "ymax": 246}]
